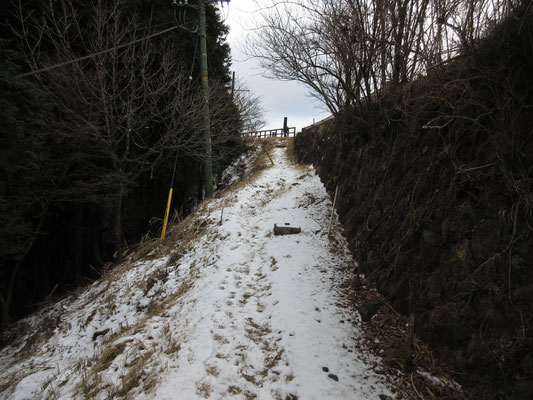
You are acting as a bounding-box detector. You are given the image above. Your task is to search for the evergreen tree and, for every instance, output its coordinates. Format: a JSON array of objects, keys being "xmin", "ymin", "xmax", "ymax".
[
  {"xmin": 0, "ymin": 0, "xmax": 242, "ymax": 328},
  {"xmin": 0, "ymin": 39, "xmax": 49, "ymax": 328}
]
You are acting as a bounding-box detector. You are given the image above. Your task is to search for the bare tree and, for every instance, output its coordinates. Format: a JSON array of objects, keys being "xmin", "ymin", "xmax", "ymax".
[
  {"xmin": 234, "ymin": 81, "xmax": 266, "ymax": 132},
  {"xmin": 246, "ymin": 0, "xmax": 518, "ymax": 113},
  {"xmin": 14, "ymin": 0, "xmax": 215, "ymax": 257},
  {"xmin": 245, "ymin": 0, "xmax": 432, "ymax": 112},
  {"xmin": 246, "ymin": 0, "xmax": 351, "ymax": 113}
]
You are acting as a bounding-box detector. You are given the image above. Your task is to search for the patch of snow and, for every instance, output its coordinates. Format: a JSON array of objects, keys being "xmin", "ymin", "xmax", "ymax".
[
  {"xmin": 0, "ymin": 139, "xmax": 399, "ymax": 399},
  {"xmin": 417, "ymin": 369, "xmax": 462, "ymax": 392},
  {"xmin": 215, "ymin": 140, "xmax": 261, "ymax": 195}
]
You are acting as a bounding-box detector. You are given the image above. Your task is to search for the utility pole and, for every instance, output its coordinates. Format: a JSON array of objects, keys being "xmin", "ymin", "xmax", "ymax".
[
  {"xmin": 174, "ymin": 0, "xmax": 230, "ymax": 198},
  {"xmin": 199, "ymin": 0, "xmax": 214, "ymax": 198},
  {"xmin": 159, "ymin": 0, "xmax": 228, "ymax": 240},
  {"xmin": 231, "ymin": 71, "xmax": 235, "ymax": 100}
]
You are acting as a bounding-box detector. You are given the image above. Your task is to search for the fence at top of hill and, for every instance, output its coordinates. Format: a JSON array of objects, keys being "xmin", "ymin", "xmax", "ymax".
[{"xmin": 242, "ymin": 126, "xmax": 296, "ymax": 138}]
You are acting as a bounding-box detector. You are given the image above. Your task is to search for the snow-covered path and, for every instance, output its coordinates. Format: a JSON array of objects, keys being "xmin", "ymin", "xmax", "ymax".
[
  {"xmin": 154, "ymin": 143, "xmax": 395, "ymax": 399},
  {"xmin": 0, "ymin": 140, "xmax": 396, "ymax": 399}
]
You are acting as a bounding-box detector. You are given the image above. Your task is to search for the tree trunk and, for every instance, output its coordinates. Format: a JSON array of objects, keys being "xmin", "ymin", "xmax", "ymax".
[
  {"xmin": 392, "ymin": 0, "xmax": 408, "ymax": 85},
  {"xmin": 0, "ymin": 260, "xmax": 22, "ymax": 329},
  {"xmin": 114, "ymin": 185, "xmax": 124, "ymax": 262},
  {"xmin": 405, "ymin": 313, "xmax": 415, "ymax": 372},
  {"xmin": 73, "ymin": 207, "xmax": 83, "ymax": 282},
  {"xmin": 89, "ymin": 218, "xmax": 104, "ymax": 265},
  {"xmin": 0, "ymin": 211, "xmax": 46, "ymax": 329},
  {"xmin": 197, "ymin": 161, "xmax": 204, "ymax": 202}
]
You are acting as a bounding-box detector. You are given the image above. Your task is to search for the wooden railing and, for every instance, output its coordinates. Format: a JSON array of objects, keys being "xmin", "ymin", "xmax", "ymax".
[{"xmin": 242, "ymin": 126, "xmax": 297, "ymax": 138}]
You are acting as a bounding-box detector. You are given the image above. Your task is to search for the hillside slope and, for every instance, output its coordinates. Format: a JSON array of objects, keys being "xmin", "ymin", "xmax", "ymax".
[{"xmin": 0, "ymin": 140, "xmax": 404, "ymax": 399}]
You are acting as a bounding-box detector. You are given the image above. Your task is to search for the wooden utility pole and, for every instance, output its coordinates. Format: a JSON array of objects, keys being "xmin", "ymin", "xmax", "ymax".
[
  {"xmin": 174, "ymin": 0, "xmax": 231, "ymax": 198},
  {"xmin": 199, "ymin": 0, "xmax": 214, "ymax": 198},
  {"xmin": 231, "ymin": 71, "xmax": 236, "ymax": 100}
]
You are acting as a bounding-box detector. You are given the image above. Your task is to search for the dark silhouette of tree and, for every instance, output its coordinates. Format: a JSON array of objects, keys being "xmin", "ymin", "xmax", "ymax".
[
  {"xmin": 0, "ymin": 39, "xmax": 50, "ymax": 328},
  {"xmin": 0, "ymin": 0, "xmax": 245, "ymax": 328}
]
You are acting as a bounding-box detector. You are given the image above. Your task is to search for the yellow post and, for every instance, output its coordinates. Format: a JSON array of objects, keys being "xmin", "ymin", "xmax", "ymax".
[
  {"xmin": 47, "ymin": 283, "xmax": 59, "ymax": 298},
  {"xmin": 160, "ymin": 187, "xmax": 173, "ymax": 240}
]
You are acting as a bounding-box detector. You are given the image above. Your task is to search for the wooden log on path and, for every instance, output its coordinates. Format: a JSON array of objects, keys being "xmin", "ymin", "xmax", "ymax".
[{"xmin": 273, "ymin": 224, "xmax": 301, "ymax": 235}]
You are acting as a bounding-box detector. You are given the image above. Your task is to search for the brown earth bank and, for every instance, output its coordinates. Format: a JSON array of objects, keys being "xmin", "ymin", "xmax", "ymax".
[{"xmin": 295, "ymin": 6, "xmax": 533, "ymax": 399}]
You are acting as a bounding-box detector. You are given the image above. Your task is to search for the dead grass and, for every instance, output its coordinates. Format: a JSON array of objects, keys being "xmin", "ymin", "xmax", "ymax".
[
  {"xmin": 129, "ymin": 238, "xmax": 161, "ymax": 263},
  {"xmin": 227, "ymin": 385, "xmax": 242, "ymax": 395},
  {"xmin": 177, "ymin": 280, "xmax": 193, "ymax": 297},
  {"xmin": 244, "ymin": 390, "xmax": 258, "ymax": 400},
  {"xmin": 79, "ymin": 368, "xmax": 101, "ymax": 400},
  {"xmin": 213, "ymin": 137, "xmax": 286, "ymax": 204},
  {"xmin": 213, "ymin": 333, "xmax": 230, "ymax": 344},
  {"xmin": 219, "ymin": 150, "xmax": 270, "ymax": 197},
  {"xmin": 258, "ymin": 184, "xmax": 290, "ymax": 208},
  {"xmin": 145, "ymin": 299, "xmax": 167, "ymax": 319},
  {"xmin": 162, "ymin": 323, "xmax": 181, "ymax": 355},
  {"xmin": 80, "ymin": 343, "xmax": 158, "ymax": 400},
  {"xmin": 245, "ymin": 318, "xmax": 272, "ymax": 343},
  {"xmin": 0, "ymin": 371, "xmax": 25, "ymax": 400},
  {"xmin": 196, "ymin": 382, "xmax": 212, "ymax": 398},
  {"xmin": 343, "ymin": 274, "xmax": 467, "ymax": 399},
  {"xmin": 141, "ymin": 267, "xmax": 168, "ymax": 296},
  {"xmin": 258, "ymin": 137, "xmax": 276, "ymax": 154},
  {"xmin": 95, "ymin": 342, "xmax": 127, "ymax": 371},
  {"xmin": 270, "ymin": 256, "xmax": 278, "ymax": 271},
  {"xmin": 243, "ymin": 372, "xmax": 262, "ymax": 386},
  {"xmin": 163, "ymin": 215, "xmax": 210, "ymax": 257},
  {"xmin": 166, "ymin": 250, "xmax": 183, "ymax": 266},
  {"xmin": 286, "ymin": 137, "xmax": 311, "ymax": 172},
  {"xmin": 285, "ymin": 138, "xmax": 296, "ymax": 164},
  {"xmin": 115, "ymin": 352, "xmax": 156, "ymax": 398},
  {"xmin": 40, "ymin": 373, "xmax": 60, "ymax": 399},
  {"xmin": 77, "ymin": 288, "xmax": 188, "ymax": 397},
  {"xmin": 265, "ymin": 349, "xmax": 284, "ymax": 369},
  {"xmin": 121, "ymin": 197, "xmax": 218, "ymax": 273}
]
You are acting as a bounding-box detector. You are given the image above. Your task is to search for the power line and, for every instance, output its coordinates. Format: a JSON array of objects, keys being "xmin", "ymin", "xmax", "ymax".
[{"xmin": 16, "ymin": 25, "xmax": 180, "ymax": 79}]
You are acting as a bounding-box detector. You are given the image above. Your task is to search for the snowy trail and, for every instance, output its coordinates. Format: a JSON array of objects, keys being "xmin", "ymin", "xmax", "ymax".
[
  {"xmin": 153, "ymin": 143, "xmax": 394, "ymax": 399},
  {"xmin": 0, "ymin": 140, "xmax": 396, "ymax": 399}
]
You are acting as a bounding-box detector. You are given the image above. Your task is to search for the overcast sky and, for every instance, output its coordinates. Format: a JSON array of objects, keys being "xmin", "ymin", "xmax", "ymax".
[{"xmin": 220, "ymin": 0, "xmax": 330, "ymax": 131}]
